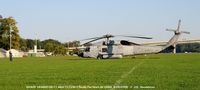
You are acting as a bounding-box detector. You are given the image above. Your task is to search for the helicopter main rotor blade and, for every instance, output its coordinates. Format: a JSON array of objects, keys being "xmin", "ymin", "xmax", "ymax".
[
  {"xmin": 82, "ymin": 37, "xmax": 105, "ymax": 45},
  {"xmin": 80, "ymin": 34, "xmax": 114, "ymax": 41},
  {"xmin": 80, "ymin": 37, "xmax": 101, "ymax": 41},
  {"xmin": 80, "ymin": 34, "xmax": 152, "ymax": 46},
  {"xmin": 80, "ymin": 34, "xmax": 115, "ymax": 45},
  {"xmin": 116, "ymin": 35, "xmax": 153, "ymax": 39}
]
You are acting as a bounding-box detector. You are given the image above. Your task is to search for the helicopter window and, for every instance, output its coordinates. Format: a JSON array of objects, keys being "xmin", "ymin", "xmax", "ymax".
[
  {"xmin": 85, "ymin": 47, "xmax": 90, "ymax": 52},
  {"xmin": 102, "ymin": 41, "xmax": 106, "ymax": 45},
  {"xmin": 120, "ymin": 40, "xmax": 140, "ymax": 45},
  {"xmin": 102, "ymin": 48, "xmax": 107, "ymax": 52},
  {"xmin": 120, "ymin": 40, "xmax": 131, "ymax": 45},
  {"xmin": 109, "ymin": 40, "xmax": 114, "ymax": 44}
]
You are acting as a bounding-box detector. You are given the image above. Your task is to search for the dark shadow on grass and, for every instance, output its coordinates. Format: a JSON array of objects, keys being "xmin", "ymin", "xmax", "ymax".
[{"xmin": 131, "ymin": 56, "xmax": 160, "ymax": 59}]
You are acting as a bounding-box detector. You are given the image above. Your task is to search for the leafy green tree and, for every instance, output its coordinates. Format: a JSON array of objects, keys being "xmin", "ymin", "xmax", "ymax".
[
  {"xmin": 0, "ymin": 17, "xmax": 20, "ymax": 50},
  {"xmin": 64, "ymin": 40, "xmax": 80, "ymax": 47},
  {"xmin": 41, "ymin": 39, "xmax": 61, "ymax": 48},
  {"xmin": 54, "ymin": 44, "xmax": 66, "ymax": 55},
  {"xmin": 26, "ymin": 39, "xmax": 35, "ymax": 50},
  {"xmin": 19, "ymin": 38, "xmax": 28, "ymax": 51},
  {"xmin": 42, "ymin": 39, "xmax": 66, "ymax": 55},
  {"xmin": 44, "ymin": 42, "xmax": 54, "ymax": 52}
]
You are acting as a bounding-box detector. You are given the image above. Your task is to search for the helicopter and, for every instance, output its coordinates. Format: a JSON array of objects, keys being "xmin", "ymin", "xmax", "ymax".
[{"xmin": 78, "ymin": 20, "xmax": 190, "ymax": 59}]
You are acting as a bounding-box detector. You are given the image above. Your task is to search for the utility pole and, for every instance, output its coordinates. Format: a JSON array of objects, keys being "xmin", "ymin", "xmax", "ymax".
[
  {"xmin": 0, "ymin": 15, "xmax": 13, "ymax": 61},
  {"xmin": 9, "ymin": 24, "xmax": 13, "ymax": 61},
  {"xmin": 10, "ymin": 26, "xmax": 12, "ymax": 50}
]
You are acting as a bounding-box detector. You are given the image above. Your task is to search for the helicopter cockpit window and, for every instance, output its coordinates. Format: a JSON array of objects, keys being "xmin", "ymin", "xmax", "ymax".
[
  {"xmin": 102, "ymin": 41, "xmax": 106, "ymax": 45},
  {"xmin": 120, "ymin": 40, "xmax": 140, "ymax": 46},
  {"xmin": 120, "ymin": 40, "xmax": 131, "ymax": 45},
  {"xmin": 85, "ymin": 47, "xmax": 90, "ymax": 52},
  {"xmin": 102, "ymin": 48, "xmax": 107, "ymax": 52}
]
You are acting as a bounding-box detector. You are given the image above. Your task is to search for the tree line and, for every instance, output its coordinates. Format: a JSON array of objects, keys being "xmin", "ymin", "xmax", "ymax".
[
  {"xmin": 0, "ymin": 16, "xmax": 80, "ymax": 55},
  {"xmin": 19, "ymin": 38, "xmax": 80, "ymax": 55}
]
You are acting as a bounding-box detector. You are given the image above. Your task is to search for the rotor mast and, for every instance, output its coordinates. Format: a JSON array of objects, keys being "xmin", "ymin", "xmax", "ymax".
[{"xmin": 104, "ymin": 34, "xmax": 113, "ymax": 45}]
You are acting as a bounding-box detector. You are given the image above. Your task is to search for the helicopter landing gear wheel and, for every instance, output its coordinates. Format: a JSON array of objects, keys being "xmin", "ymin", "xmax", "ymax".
[{"xmin": 97, "ymin": 54, "xmax": 103, "ymax": 60}]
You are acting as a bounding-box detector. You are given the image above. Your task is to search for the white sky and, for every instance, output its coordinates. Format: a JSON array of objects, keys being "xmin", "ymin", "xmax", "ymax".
[{"xmin": 1, "ymin": 0, "xmax": 199, "ymax": 43}]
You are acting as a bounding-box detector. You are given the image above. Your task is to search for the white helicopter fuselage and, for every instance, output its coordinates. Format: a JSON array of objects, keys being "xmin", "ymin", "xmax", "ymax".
[{"xmin": 83, "ymin": 41, "xmax": 164, "ymax": 59}]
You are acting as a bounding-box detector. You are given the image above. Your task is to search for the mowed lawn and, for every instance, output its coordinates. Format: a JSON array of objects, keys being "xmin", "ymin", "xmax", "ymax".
[{"xmin": 0, "ymin": 53, "xmax": 200, "ymax": 90}]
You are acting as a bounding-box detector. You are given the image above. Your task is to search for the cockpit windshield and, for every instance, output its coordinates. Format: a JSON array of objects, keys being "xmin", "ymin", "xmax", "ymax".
[{"xmin": 85, "ymin": 47, "xmax": 90, "ymax": 52}]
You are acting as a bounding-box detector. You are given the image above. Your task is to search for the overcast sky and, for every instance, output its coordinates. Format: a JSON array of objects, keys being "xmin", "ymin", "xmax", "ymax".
[{"xmin": 1, "ymin": 0, "xmax": 200, "ymax": 43}]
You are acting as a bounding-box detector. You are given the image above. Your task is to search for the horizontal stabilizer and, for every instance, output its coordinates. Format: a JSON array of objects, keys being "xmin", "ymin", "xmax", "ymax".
[
  {"xmin": 180, "ymin": 31, "xmax": 190, "ymax": 34},
  {"xmin": 166, "ymin": 29, "xmax": 177, "ymax": 32}
]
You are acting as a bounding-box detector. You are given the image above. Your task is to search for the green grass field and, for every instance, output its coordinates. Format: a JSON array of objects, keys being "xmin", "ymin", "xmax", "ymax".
[{"xmin": 0, "ymin": 53, "xmax": 200, "ymax": 90}]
